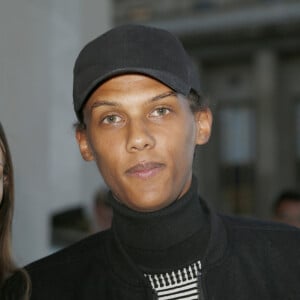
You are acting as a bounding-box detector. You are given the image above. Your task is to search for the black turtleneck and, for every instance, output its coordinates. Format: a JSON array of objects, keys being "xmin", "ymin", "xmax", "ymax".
[{"xmin": 107, "ymin": 176, "xmax": 210, "ymax": 274}]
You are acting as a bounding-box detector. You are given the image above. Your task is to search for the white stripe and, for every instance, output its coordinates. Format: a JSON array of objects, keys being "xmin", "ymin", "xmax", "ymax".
[
  {"xmin": 159, "ymin": 288, "xmax": 199, "ymax": 300},
  {"xmin": 157, "ymin": 281, "xmax": 198, "ymax": 293},
  {"xmin": 160, "ymin": 296, "xmax": 198, "ymax": 300},
  {"xmin": 158, "ymin": 282, "xmax": 198, "ymax": 296},
  {"xmin": 145, "ymin": 260, "xmax": 201, "ymax": 300},
  {"xmin": 171, "ymin": 296, "xmax": 198, "ymax": 300},
  {"xmin": 155, "ymin": 278, "xmax": 197, "ymax": 291}
]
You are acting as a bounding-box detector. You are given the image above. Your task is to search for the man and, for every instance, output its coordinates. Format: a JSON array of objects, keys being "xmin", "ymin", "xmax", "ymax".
[
  {"xmin": 273, "ymin": 190, "xmax": 300, "ymax": 228},
  {"xmin": 25, "ymin": 24, "xmax": 300, "ymax": 299}
]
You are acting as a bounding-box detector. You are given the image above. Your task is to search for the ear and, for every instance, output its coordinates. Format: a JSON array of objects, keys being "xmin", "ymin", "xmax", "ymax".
[
  {"xmin": 75, "ymin": 128, "xmax": 95, "ymax": 161},
  {"xmin": 194, "ymin": 108, "xmax": 213, "ymax": 145}
]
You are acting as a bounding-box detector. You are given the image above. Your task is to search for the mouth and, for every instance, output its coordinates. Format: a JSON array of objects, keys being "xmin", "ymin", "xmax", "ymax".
[{"xmin": 125, "ymin": 161, "xmax": 165, "ymax": 179}]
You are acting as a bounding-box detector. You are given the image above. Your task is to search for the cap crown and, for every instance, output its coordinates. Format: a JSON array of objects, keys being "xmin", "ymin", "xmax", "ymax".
[{"xmin": 73, "ymin": 24, "xmax": 201, "ymax": 120}]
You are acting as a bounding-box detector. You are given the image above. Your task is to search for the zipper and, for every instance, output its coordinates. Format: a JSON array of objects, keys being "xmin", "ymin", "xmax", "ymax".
[
  {"xmin": 198, "ymin": 271, "xmax": 206, "ymax": 300},
  {"xmin": 144, "ymin": 278, "xmax": 158, "ymax": 300},
  {"xmin": 151, "ymin": 289, "xmax": 158, "ymax": 300}
]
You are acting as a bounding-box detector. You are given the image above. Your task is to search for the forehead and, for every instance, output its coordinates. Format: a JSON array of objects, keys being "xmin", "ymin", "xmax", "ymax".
[
  {"xmin": 94, "ymin": 74, "xmax": 171, "ymax": 95},
  {"xmin": 84, "ymin": 74, "xmax": 176, "ymax": 113}
]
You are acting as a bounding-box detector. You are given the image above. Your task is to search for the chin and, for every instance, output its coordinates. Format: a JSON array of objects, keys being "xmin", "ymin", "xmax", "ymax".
[{"xmin": 129, "ymin": 197, "xmax": 174, "ymax": 213}]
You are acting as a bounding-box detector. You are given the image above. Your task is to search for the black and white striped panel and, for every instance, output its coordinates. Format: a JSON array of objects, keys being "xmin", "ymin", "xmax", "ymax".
[{"xmin": 145, "ymin": 260, "xmax": 201, "ymax": 300}]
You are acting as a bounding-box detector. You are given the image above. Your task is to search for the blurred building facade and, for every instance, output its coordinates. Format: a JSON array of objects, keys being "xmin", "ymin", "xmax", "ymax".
[
  {"xmin": 1, "ymin": 0, "xmax": 299, "ymax": 266},
  {"xmin": 113, "ymin": 0, "xmax": 300, "ymax": 218}
]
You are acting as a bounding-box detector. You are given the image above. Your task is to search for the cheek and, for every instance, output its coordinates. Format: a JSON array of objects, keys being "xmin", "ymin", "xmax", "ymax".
[
  {"xmin": 89, "ymin": 133, "xmax": 124, "ymax": 173},
  {"xmin": 162, "ymin": 121, "xmax": 196, "ymax": 170},
  {"xmin": 171, "ymin": 121, "xmax": 196, "ymax": 154}
]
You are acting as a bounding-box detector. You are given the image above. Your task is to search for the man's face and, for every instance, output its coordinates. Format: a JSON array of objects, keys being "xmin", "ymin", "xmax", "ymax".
[
  {"xmin": 276, "ymin": 200, "xmax": 300, "ymax": 228},
  {"xmin": 76, "ymin": 74, "xmax": 212, "ymax": 212}
]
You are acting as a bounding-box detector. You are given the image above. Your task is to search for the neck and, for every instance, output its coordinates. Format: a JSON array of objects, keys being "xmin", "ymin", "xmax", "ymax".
[{"xmin": 108, "ymin": 176, "xmax": 210, "ymax": 272}]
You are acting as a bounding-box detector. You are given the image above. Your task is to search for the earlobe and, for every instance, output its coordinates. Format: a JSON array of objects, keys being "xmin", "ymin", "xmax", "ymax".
[
  {"xmin": 195, "ymin": 108, "xmax": 213, "ymax": 145},
  {"xmin": 75, "ymin": 128, "xmax": 95, "ymax": 161}
]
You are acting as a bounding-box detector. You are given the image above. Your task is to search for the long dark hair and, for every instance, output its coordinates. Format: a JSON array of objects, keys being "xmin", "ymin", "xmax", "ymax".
[{"xmin": 0, "ymin": 122, "xmax": 31, "ymax": 299}]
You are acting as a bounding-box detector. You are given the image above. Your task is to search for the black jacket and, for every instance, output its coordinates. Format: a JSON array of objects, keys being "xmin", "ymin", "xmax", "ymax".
[{"xmin": 24, "ymin": 206, "xmax": 300, "ymax": 299}]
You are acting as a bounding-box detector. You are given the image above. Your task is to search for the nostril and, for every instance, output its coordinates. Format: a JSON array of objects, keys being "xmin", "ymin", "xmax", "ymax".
[{"xmin": 127, "ymin": 132, "xmax": 155, "ymax": 152}]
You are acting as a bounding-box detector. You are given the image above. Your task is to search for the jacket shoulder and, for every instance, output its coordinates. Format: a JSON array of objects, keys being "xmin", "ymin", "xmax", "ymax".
[
  {"xmin": 220, "ymin": 214, "xmax": 300, "ymax": 252},
  {"xmin": 221, "ymin": 213, "xmax": 300, "ymax": 233},
  {"xmin": 26, "ymin": 230, "xmax": 111, "ymax": 275}
]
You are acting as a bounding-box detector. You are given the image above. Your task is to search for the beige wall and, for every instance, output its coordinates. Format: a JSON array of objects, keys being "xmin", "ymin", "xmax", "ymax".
[{"xmin": 0, "ymin": 0, "xmax": 112, "ymax": 265}]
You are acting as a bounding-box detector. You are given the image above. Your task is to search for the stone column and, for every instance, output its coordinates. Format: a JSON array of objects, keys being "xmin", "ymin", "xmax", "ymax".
[{"xmin": 254, "ymin": 49, "xmax": 279, "ymax": 218}]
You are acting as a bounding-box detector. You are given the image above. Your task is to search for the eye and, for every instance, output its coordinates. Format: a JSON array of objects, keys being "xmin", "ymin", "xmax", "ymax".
[
  {"xmin": 150, "ymin": 107, "xmax": 171, "ymax": 117},
  {"xmin": 102, "ymin": 114, "xmax": 123, "ymax": 124}
]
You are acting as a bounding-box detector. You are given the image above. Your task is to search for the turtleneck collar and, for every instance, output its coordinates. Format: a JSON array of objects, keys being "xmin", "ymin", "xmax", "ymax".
[{"xmin": 107, "ymin": 175, "xmax": 210, "ymax": 272}]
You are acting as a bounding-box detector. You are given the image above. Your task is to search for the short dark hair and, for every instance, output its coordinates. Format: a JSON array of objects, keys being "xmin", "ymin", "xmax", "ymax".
[{"xmin": 186, "ymin": 89, "xmax": 209, "ymax": 113}]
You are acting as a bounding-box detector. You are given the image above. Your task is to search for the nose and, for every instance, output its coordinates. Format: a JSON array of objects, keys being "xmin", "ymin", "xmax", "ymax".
[{"xmin": 126, "ymin": 118, "xmax": 155, "ymax": 152}]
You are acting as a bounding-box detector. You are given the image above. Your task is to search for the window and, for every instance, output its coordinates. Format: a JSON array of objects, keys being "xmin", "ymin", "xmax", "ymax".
[{"xmin": 219, "ymin": 107, "xmax": 256, "ymax": 215}]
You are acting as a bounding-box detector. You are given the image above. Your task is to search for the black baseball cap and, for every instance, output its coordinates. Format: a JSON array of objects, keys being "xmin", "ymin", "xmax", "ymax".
[{"xmin": 73, "ymin": 24, "xmax": 201, "ymax": 120}]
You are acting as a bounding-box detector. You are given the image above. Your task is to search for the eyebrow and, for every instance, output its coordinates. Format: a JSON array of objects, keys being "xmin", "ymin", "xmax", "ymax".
[
  {"xmin": 150, "ymin": 91, "xmax": 177, "ymax": 102},
  {"xmin": 89, "ymin": 90, "xmax": 177, "ymax": 112}
]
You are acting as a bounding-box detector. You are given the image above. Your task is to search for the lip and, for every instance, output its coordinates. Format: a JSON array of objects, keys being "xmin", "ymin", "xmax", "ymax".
[{"xmin": 125, "ymin": 161, "xmax": 165, "ymax": 179}]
